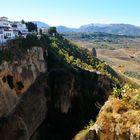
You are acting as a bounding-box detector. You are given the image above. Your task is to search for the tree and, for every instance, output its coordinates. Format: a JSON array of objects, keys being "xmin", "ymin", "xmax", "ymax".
[
  {"xmin": 25, "ymin": 22, "xmax": 37, "ymax": 32},
  {"xmin": 21, "ymin": 19, "xmax": 25, "ymax": 24},
  {"xmin": 92, "ymin": 48, "xmax": 97, "ymax": 57},
  {"xmin": 39, "ymin": 28, "xmax": 43, "ymax": 35},
  {"xmin": 22, "ymin": 34, "xmax": 39, "ymax": 48},
  {"xmin": 48, "ymin": 27, "xmax": 58, "ymax": 37}
]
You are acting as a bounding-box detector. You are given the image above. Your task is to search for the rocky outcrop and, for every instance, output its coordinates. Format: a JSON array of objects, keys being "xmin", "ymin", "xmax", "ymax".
[
  {"xmin": 85, "ymin": 97, "xmax": 140, "ymax": 140},
  {"xmin": 0, "ymin": 47, "xmax": 47, "ymax": 116},
  {"xmin": 0, "ymin": 74, "xmax": 50, "ymax": 140}
]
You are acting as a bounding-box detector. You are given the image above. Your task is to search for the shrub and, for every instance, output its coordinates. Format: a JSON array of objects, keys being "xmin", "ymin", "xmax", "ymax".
[
  {"xmin": 96, "ymin": 62, "xmax": 106, "ymax": 72},
  {"xmin": 21, "ymin": 34, "xmax": 40, "ymax": 49},
  {"xmin": 113, "ymin": 87, "xmax": 122, "ymax": 99},
  {"xmin": 0, "ymin": 50, "xmax": 13, "ymax": 64},
  {"xmin": 130, "ymin": 93, "xmax": 140, "ymax": 109},
  {"xmin": 112, "ymin": 84, "xmax": 133, "ymax": 100},
  {"xmin": 84, "ymin": 119, "xmax": 94, "ymax": 129}
]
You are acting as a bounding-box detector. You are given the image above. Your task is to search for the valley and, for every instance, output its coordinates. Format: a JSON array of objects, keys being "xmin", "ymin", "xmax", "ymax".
[{"xmin": 62, "ymin": 32, "xmax": 140, "ymax": 83}]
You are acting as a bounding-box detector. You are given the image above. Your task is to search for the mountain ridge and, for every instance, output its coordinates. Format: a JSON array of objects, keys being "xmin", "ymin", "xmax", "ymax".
[
  {"xmin": 33, "ymin": 21, "xmax": 140, "ymax": 35},
  {"xmin": 59, "ymin": 23, "xmax": 140, "ymax": 35}
]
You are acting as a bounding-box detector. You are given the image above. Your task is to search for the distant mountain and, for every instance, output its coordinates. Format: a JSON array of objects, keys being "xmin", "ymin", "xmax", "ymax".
[
  {"xmin": 32, "ymin": 21, "xmax": 140, "ymax": 35},
  {"xmin": 33, "ymin": 21, "xmax": 49, "ymax": 28},
  {"xmin": 78, "ymin": 24, "xmax": 140, "ymax": 35},
  {"xmin": 56, "ymin": 26, "xmax": 77, "ymax": 33},
  {"xmin": 57, "ymin": 23, "xmax": 140, "ymax": 35}
]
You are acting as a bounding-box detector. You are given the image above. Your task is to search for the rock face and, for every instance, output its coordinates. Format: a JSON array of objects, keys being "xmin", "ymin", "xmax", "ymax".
[
  {"xmin": 0, "ymin": 67, "xmax": 113, "ymax": 140},
  {"xmin": 48, "ymin": 69, "xmax": 76, "ymax": 114},
  {"xmin": 0, "ymin": 74, "xmax": 50, "ymax": 140},
  {"xmin": 86, "ymin": 97, "xmax": 140, "ymax": 140},
  {"xmin": 0, "ymin": 47, "xmax": 47, "ymax": 116}
]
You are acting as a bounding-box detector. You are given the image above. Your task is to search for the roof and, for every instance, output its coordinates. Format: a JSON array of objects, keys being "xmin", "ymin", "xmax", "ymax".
[{"xmin": 0, "ymin": 17, "xmax": 8, "ymax": 21}]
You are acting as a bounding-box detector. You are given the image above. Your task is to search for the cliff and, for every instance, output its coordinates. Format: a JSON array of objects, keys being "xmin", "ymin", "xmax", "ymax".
[
  {"xmin": 0, "ymin": 46, "xmax": 47, "ymax": 116},
  {"xmin": 78, "ymin": 85, "xmax": 140, "ymax": 140},
  {"xmin": 0, "ymin": 73, "xmax": 50, "ymax": 140}
]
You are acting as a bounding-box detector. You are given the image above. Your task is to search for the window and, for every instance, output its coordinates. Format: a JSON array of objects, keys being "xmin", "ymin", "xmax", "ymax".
[
  {"xmin": 3, "ymin": 23, "xmax": 8, "ymax": 26},
  {"xmin": 0, "ymin": 35, "xmax": 3, "ymax": 39},
  {"xmin": 12, "ymin": 25, "xmax": 17, "ymax": 28}
]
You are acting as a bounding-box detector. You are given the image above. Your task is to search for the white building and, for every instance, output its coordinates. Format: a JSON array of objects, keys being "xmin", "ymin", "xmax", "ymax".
[
  {"xmin": 11, "ymin": 22, "xmax": 28, "ymax": 37},
  {"xmin": 0, "ymin": 17, "xmax": 15, "ymax": 44},
  {"xmin": 0, "ymin": 16, "xmax": 29, "ymax": 45},
  {"xmin": 38, "ymin": 27, "xmax": 48, "ymax": 35}
]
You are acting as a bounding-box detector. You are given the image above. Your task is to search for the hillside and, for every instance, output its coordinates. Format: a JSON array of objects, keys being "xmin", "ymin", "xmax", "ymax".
[{"xmin": 62, "ymin": 32, "xmax": 140, "ymax": 84}]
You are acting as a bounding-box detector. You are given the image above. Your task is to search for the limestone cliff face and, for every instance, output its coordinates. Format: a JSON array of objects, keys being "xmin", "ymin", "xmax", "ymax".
[
  {"xmin": 85, "ymin": 97, "xmax": 140, "ymax": 140},
  {"xmin": 48, "ymin": 69, "xmax": 76, "ymax": 114},
  {"xmin": 0, "ymin": 47, "xmax": 47, "ymax": 116},
  {"xmin": 0, "ymin": 74, "xmax": 50, "ymax": 140},
  {"xmin": 0, "ymin": 67, "xmax": 113, "ymax": 140}
]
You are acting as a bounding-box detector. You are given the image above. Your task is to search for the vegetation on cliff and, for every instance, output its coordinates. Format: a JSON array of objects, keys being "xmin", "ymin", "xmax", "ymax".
[{"xmin": 74, "ymin": 83, "xmax": 140, "ymax": 140}]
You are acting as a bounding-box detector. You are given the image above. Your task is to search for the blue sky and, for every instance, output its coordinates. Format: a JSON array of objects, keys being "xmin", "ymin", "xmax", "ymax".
[{"xmin": 0, "ymin": 0, "xmax": 140, "ymax": 27}]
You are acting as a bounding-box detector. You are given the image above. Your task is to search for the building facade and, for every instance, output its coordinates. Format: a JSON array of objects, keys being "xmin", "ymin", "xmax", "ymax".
[
  {"xmin": 11, "ymin": 22, "xmax": 28, "ymax": 37},
  {"xmin": 0, "ymin": 17, "xmax": 29, "ymax": 45},
  {"xmin": 0, "ymin": 17, "xmax": 15, "ymax": 44}
]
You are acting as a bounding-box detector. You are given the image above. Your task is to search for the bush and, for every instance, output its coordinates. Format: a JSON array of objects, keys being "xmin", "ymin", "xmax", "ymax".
[
  {"xmin": 84, "ymin": 120, "xmax": 94, "ymax": 129},
  {"xmin": 0, "ymin": 50, "xmax": 13, "ymax": 64},
  {"xmin": 113, "ymin": 87, "xmax": 122, "ymax": 99},
  {"xmin": 21, "ymin": 34, "xmax": 40, "ymax": 49},
  {"xmin": 112, "ymin": 84, "xmax": 133, "ymax": 99},
  {"xmin": 130, "ymin": 93, "xmax": 140, "ymax": 109}
]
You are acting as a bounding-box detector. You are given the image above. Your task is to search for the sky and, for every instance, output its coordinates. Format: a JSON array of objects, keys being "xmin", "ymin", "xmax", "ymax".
[{"xmin": 0, "ymin": 0, "xmax": 140, "ymax": 28}]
